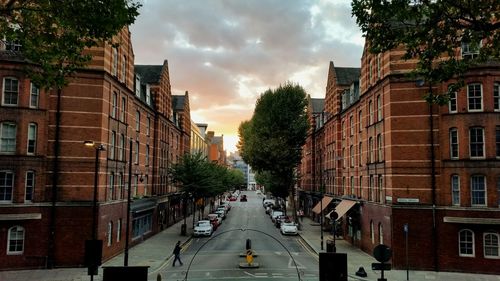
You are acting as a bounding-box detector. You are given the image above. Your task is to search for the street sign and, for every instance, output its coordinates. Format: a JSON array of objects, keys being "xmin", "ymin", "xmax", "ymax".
[
  {"xmin": 373, "ymin": 244, "xmax": 392, "ymax": 263},
  {"xmin": 372, "ymin": 263, "xmax": 391, "ymax": 271}
]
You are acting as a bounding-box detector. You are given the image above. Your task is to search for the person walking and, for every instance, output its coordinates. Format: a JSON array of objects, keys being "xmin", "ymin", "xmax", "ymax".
[{"xmin": 172, "ymin": 241, "xmax": 183, "ymax": 266}]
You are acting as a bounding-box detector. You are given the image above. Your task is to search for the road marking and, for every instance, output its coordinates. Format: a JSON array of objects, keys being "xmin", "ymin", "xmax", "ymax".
[
  {"xmin": 288, "ymin": 257, "xmax": 306, "ymax": 269},
  {"xmin": 297, "ymin": 238, "xmax": 319, "ymax": 261}
]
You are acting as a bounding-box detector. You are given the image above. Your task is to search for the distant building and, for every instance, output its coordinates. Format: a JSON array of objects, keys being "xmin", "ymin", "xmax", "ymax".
[{"xmin": 206, "ymin": 131, "xmax": 226, "ymax": 165}]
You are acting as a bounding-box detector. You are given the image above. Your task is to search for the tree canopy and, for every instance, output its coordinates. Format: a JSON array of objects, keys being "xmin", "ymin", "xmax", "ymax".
[
  {"xmin": 0, "ymin": 0, "xmax": 141, "ymax": 89},
  {"xmin": 238, "ymin": 82, "xmax": 309, "ymax": 198},
  {"xmin": 352, "ymin": 0, "xmax": 500, "ymax": 101}
]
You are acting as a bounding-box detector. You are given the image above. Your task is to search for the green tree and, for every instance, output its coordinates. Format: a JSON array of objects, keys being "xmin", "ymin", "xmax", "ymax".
[{"xmin": 351, "ymin": 0, "xmax": 500, "ymax": 101}]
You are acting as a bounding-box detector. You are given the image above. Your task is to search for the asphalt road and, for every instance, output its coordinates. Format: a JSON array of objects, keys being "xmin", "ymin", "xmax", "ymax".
[{"xmin": 161, "ymin": 191, "xmax": 319, "ymax": 281}]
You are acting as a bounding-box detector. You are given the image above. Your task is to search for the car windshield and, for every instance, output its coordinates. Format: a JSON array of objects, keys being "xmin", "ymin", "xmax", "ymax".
[
  {"xmin": 282, "ymin": 222, "xmax": 295, "ymax": 227},
  {"xmin": 196, "ymin": 221, "xmax": 210, "ymax": 227}
]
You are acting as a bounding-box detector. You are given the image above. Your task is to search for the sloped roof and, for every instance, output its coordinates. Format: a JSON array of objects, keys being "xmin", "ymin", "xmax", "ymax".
[
  {"xmin": 335, "ymin": 67, "xmax": 360, "ymax": 86},
  {"xmin": 134, "ymin": 65, "xmax": 163, "ymax": 84},
  {"xmin": 311, "ymin": 98, "xmax": 324, "ymax": 113},
  {"xmin": 172, "ymin": 95, "xmax": 185, "ymax": 111}
]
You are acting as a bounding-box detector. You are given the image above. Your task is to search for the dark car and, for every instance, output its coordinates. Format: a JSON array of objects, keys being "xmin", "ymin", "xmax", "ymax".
[{"xmin": 240, "ymin": 194, "xmax": 247, "ymax": 202}]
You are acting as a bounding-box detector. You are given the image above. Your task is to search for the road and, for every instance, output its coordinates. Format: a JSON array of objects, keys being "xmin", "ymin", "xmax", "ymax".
[{"xmin": 161, "ymin": 191, "xmax": 319, "ymax": 280}]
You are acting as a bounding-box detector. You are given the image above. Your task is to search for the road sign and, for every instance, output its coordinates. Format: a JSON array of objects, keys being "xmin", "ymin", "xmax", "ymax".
[
  {"xmin": 246, "ymin": 249, "xmax": 253, "ymax": 264},
  {"xmin": 373, "ymin": 244, "xmax": 392, "ymax": 263},
  {"xmin": 372, "ymin": 263, "xmax": 391, "ymax": 271}
]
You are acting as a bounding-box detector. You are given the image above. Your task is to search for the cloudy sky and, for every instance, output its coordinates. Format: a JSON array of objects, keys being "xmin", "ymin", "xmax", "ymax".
[{"xmin": 130, "ymin": 0, "xmax": 364, "ymax": 153}]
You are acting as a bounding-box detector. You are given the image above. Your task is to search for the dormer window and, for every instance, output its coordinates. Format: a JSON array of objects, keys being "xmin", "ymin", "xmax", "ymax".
[{"xmin": 461, "ymin": 41, "xmax": 480, "ymax": 60}]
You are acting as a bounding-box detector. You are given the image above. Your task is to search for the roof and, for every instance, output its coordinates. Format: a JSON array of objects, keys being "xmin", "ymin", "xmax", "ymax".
[
  {"xmin": 212, "ymin": 136, "xmax": 223, "ymax": 145},
  {"xmin": 134, "ymin": 65, "xmax": 163, "ymax": 84},
  {"xmin": 172, "ymin": 95, "xmax": 185, "ymax": 111},
  {"xmin": 311, "ymin": 98, "xmax": 324, "ymax": 113},
  {"xmin": 335, "ymin": 67, "xmax": 360, "ymax": 85}
]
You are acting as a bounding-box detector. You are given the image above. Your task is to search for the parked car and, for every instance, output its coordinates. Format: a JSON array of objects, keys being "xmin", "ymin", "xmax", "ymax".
[
  {"xmin": 219, "ymin": 202, "xmax": 231, "ymax": 212},
  {"xmin": 194, "ymin": 220, "xmax": 213, "ymax": 237},
  {"xmin": 275, "ymin": 215, "xmax": 291, "ymax": 228},
  {"xmin": 255, "ymin": 190, "xmax": 262, "ymax": 195},
  {"xmin": 271, "ymin": 210, "xmax": 284, "ymax": 222},
  {"xmin": 207, "ymin": 213, "xmax": 221, "ymax": 228},
  {"xmin": 240, "ymin": 194, "xmax": 247, "ymax": 202},
  {"xmin": 280, "ymin": 222, "xmax": 298, "ymax": 235},
  {"xmin": 229, "ymin": 196, "xmax": 237, "ymax": 201},
  {"xmin": 263, "ymin": 199, "xmax": 274, "ymax": 207},
  {"xmin": 215, "ymin": 209, "xmax": 226, "ymax": 220}
]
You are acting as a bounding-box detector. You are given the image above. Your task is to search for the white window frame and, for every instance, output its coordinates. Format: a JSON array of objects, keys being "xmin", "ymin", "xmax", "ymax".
[
  {"xmin": 377, "ymin": 134, "xmax": 383, "ymax": 162},
  {"xmin": 494, "ymin": 82, "xmax": 500, "ymax": 112},
  {"xmin": 27, "ymin": 123, "xmax": 37, "ymax": 155},
  {"xmin": 109, "ymin": 131, "xmax": 116, "ymax": 159},
  {"xmin": 146, "ymin": 117, "xmax": 151, "ymax": 136},
  {"xmin": 471, "ymin": 175, "xmax": 486, "ymax": 206},
  {"xmin": 121, "ymin": 55, "xmax": 127, "ymax": 83},
  {"xmin": 112, "ymin": 47, "xmax": 118, "ymax": 76},
  {"xmin": 369, "ymin": 100, "xmax": 374, "ymax": 125},
  {"xmin": 459, "ymin": 229, "xmax": 475, "ymax": 257},
  {"xmin": 369, "ymin": 137, "xmax": 374, "ymax": 163},
  {"xmin": 1, "ymin": 122, "xmax": 16, "ymax": 153},
  {"xmin": 25, "ymin": 170, "xmax": 35, "ymax": 202},
  {"xmin": 378, "ymin": 223, "xmax": 383, "ymax": 244},
  {"xmin": 370, "ymin": 221, "xmax": 375, "ymax": 244},
  {"xmin": 450, "ymin": 128, "xmax": 459, "ymax": 159},
  {"xmin": 449, "ymin": 90, "xmax": 457, "ymax": 113},
  {"xmin": 111, "ymin": 92, "xmax": 117, "ymax": 118},
  {"xmin": 358, "ymin": 110, "xmax": 363, "ymax": 132},
  {"xmin": 451, "ymin": 174, "xmax": 460, "ymax": 206},
  {"xmin": 0, "ymin": 170, "xmax": 14, "ymax": 202},
  {"xmin": 135, "ymin": 141, "xmax": 139, "ymax": 164},
  {"xmin": 119, "ymin": 134, "xmax": 125, "ymax": 161},
  {"xmin": 7, "ymin": 226, "xmax": 24, "ymax": 255},
  {"xmin": 2, "ymin": 77, "xmax": 19, "ymax": 106},
  {"xmin": 461, "ymin": 41, "xmax": 480, "ymax": 59},
  {"xmin": 484, "ymin": 233, "xmax": 500, "ymax": 259},
  {"xmin": 120, "ymin": 97, "xmax": 126, "ymax": 122},
  {"xmin": 146, "ymin": 144, "xmax": 150, "ymax": 165},
  {"xmin": 469, "ymin": 127, "xmax": 485, "ymax": 159},
  {"xmin": 377, "ymin": 95, "xmax": 382, "ymax": 121},
  {"xmin": 117, "ymin": 219, "xmax": 122, "ymax": 242},
  {"xmin": 30, "ymin": 82, "xmax": 39, "ymax": 108},
  {"xmin": 107, "ymin": 222, "xmax": 113, "ymax": 246},
  {"xmin": 467, "ymin": 83, "xmax": 483, "ymax": 112},
  {"xmin": 377, "ymin": 54, "xmax": 381, "ymax": 79},
  {"xmin": 109, "ymin": 172, "xmax": 115, "ymax": 201}
]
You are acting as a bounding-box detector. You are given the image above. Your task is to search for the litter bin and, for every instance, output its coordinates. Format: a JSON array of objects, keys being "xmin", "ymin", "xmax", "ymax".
[
  {"xmin": 181, "ymin": 223, "xmax": 187, "ymax": 236},
  {"xmin": 326, "ymin": 239, "xmax": 336, "ymax": 253}
]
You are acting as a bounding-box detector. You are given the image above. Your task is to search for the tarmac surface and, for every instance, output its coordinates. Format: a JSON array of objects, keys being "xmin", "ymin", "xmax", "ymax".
[{"xmin": 1, "ymin": 201, "xmax": 499, "ymax": 281}]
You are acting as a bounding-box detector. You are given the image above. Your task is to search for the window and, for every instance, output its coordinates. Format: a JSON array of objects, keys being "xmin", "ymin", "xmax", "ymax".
[
  {"xmin": 451, "ymin": 175, "xmax": 460, "ymax": 206},
  {"xmin": 349, "ymin": 116, "xmax": 354, "ymax": 136},
  {"xmin": 27, "ymin": 123, "xmax": 37, "ymax": 155},
  {"xmin": 341, "ymin": 121, "xmax": 345, "ymax": 139},
  {"xmin": 497, "ymin": 178, "xmax": 500, "ymax": 207},
  {"xmin": 117, "ymin": 172, "xmax": 123, "ymax": 200},
  {"xmin": 135, "ymin": 141, "xmax": 139, "ymax": 164},
  {"xmin": 0, "ymin": 171, "xmax": 14, "ymax": 201},
  {"xmin": 359, "ymin": 176, "xmax": 362, "ymax": 198},
  {"xmin": 369, "ymin": 59, "xmax": 373, "ymax": 83},
  {"xmin": 108, "ymin": 172, "xmax": 115, "ymax": 200},
  {"xmin": 350, "ymin": 176, "xmax": 354, "ymax": 195},
  {"xmin": 122, "ymin": 55, "xmax": 127, "ymax": 83},
  {"xmin": 378, "ymin": 223, "xmax": 383, "ymax": 244},
  {"xmin": 133, "ymin": 175, "xmax": 138, "ymax": 196},
  {"xmin": 349, "ymin": 145, "xmax": 354, "ymax": 167},
  {"xmin": 377, "ymin": 95, "xmax": 382, "ymax": 121},
  {"xmin": 147, "ymin": 117, "xmax": 151, "ymax": 136},
  {"xmin": 494, "ymin": 83, "xmax": 500, "ymax": 111},
  {"xmin": 1, "ymin": 122, "xmax": 16, "ymax": 153},
  {"xmin": 484, "ymin": 233, "xmax": 499, "ymax": 258},
  {"xmin": 136, "ymin": 110, "xmax": 140, "ymax": 131},
  {"xmin": 112, "ymin": 47, "xmax": 118, "ymax": 76},
  {"xmin": 107, "ymin": 222, "xmax": 113, "ymax": 246},
  {"xmin": 342, "ymin": 177, "xmax": 346, "ymax": 195},
  {"xmin": 467, "ymin": 83, "xmax": 483, "ymax": 111},
  {"xmin": 449, "ymin": 90, "xmax": 457, "ymax": 113},
  {"xmin": 30, "ymin": 83, "xmax": 39, "ymax": 108},
  {"xmin": 358, "ymin": 110, "xmax": 363, "ymax": 132},
  {"xmin": 146, "ymin": 144, "xmax": 150, "ymax": 165},
  {"xmin": 370, "ymin": 221, "xmax": 375, "ymax": 244},
  {"xmin": 459, "ymin": 229, "xmax": 474, "ymax": 257},
  {"xmin": 377, "ymin": 134, "xmax": 383, "ymax": 162},
  {"xmin": 461, "ymin": 42, "xmax": 480, "ymax": 59},
  {"xmin": 369, "ymin": 137, "xmax": 374, "ymax": 163},
  {"xmin": 117, "ymin": 219, "xmax": 122, "ymax": 242},
  {"xmin": 377, "ymin": 54, "xmax": 381, "ymax": 79},
  {"xmin": 120, "ymin": 97, "xmax": 126, "ymax": 122},
  {"xmin": 7, "ymin": 226, "xmax": 24, "ymax": 254},
  {"xmin": 471, "ymin": 175, "xmax": 486, "ymax": 206},
  {"xmin": 369, "ymin": 175, "xmax": 374, "ymax": 201},
  {"xmin": 469, "ymin": 127, "xmax": 484, "ymax": 158},
  {"xmin": 450, "ymin": 128, "xmax": 459, "ymax": 159},
  {"xmin": 358, "ymin": 142, "xmax": 362, "ymax": 166},
  {"xmin": 146, "ymin": 86, "xmax": 151, "ymax": 105},
  {"xmin": 119, "ymin": 134, "xmax": 125, "ymax": 161},
  {"xmin": 496, "ymin": 127, "xmax": 500, "ymax": 158},
  {"xmin": 342, "ymin": 148, "xmax": 346, "ymax": 168},
  {"xmin": 111, "ymin": 92, "xmax": 117, "ymax": 118},
  {"xmin": 378, "ymin": 176, "xmax": 383, "ymax": 203},
  {"xmin": 25, "ymin": 171, "xmax": 35, "ymax": 202},
  {"xmin": 109, "ymin": 131, "xmax": 116, "ymax": 159},
  {"xmin": 3, "ymin": 77, "xmax": 18, "ymax": 106},
  {"xmin": 5, "ymin": 40, "xmax": 21, "ymax": 51},
  {"xmin": 369, "ymin": 100, "xmax": 373, "ymax": 124}
]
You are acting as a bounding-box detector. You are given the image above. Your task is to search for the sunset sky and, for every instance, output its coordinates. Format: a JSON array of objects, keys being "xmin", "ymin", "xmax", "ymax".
[{"xmin": 130, "ymin": 0, "xmax": 364, "ymax": 153}]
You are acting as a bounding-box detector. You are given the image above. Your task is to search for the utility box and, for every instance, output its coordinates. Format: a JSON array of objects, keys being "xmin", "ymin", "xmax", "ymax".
[
  {"xmin": 102, "ymin": 266, "xmax": 149, "ymax": 281},
  {"xmin": 319, "ymin": 252, "xmax": 347, "ymax": 281}
]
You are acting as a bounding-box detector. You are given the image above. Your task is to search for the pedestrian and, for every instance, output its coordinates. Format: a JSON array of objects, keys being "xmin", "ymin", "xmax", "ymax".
[
  {"xmin": 172, "ymin": 241, "xmax": 183, "ymax": 266},
  {"xmin": 299, "ymin": 209, "xmax": 304, "ymax": 222}
]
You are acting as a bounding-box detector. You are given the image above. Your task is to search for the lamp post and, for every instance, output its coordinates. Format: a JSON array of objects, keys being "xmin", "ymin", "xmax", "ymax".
[
  {"xmin": 83, "ymin": 141, "xmax": 105, "ymax": 281},
  {"xmin": 124, "ymin": 138, "xmax": 133, "ymax": 266}
]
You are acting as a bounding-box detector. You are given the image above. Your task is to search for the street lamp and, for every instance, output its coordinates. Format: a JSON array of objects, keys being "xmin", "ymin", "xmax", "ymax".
[{"xmin": 83, "ymin": 141, "xmax": 105, "ymax": 281}]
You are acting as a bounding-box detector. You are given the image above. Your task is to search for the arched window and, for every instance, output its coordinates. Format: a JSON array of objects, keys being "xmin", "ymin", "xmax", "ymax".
[
  {"xmin": 378, "ymin": 223, "xmax": 384, "ymax": 245},
  {"xmin": 7, "ymin": 226, "xmax": 24, "ymax": 254},
  {"xmin": 459, "ymin": 229, "xmax": 475, "ymax": 257},
  {"xmin": 484, "ymin": 232, "xmax": 499, "ymax": 258},
  {"xmin": 107, "ymin": 222, "xmax": 113, "ymax": 246}
]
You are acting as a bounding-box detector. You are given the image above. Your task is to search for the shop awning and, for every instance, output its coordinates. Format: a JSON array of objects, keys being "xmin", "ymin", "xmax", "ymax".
[
  {"xmin": 312, "ymin": 196, "xmax": 333, "ymax": 214},
  {"xmin": 326, "ymin": 199, "xmax": 357, "ymax": 221}
]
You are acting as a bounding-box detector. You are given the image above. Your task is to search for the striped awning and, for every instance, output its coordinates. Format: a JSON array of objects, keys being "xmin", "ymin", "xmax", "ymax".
[
  {"xmin": 312, "ymin": 196, "xmax": 333, "ymax": 214},
  {"xmin": 326, "ymin": 199, "xmax": 357, "ymax": 221}
]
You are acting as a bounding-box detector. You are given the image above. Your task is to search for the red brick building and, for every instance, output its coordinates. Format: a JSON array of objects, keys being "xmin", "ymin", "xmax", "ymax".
[
  {"xmin": 0, "ymin": 29, "xmax": 191, "ymax": 269},
  {"xmin": 300, "ymin": 45, "xmax": 500, "ymax": 274}
]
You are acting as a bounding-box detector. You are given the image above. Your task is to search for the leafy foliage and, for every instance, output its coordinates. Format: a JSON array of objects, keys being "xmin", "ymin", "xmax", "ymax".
[
  {"xmin": 0, "ymin": 0, "xmax": 141, "ymax": 89},
  {"xmin": 351, "ymin": 0, "xmax": 500, "ymax": 99},
  {"xmin": 238, "ymin": 82, "xmax": 309, "ymax": 198}
]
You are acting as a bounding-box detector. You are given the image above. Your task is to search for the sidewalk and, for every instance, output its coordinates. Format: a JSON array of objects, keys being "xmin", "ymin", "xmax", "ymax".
[{"xmin": 297, "ymin": 216, "xmax": 499, "ymax": 281}]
